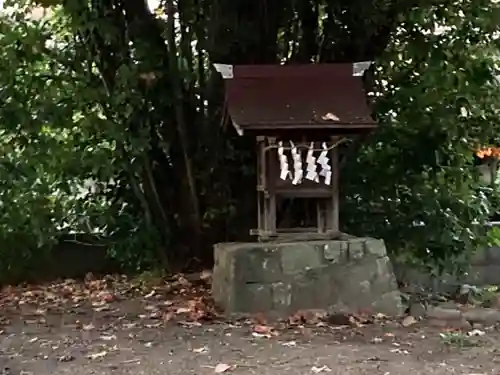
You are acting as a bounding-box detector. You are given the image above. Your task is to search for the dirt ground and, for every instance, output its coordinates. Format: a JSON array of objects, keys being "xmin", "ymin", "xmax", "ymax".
[{"xmin": 1, "ymin": 274, "xmax": 499, "ymax": 375}]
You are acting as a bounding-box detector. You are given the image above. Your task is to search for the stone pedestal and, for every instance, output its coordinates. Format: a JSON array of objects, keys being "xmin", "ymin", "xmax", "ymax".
[{"xmin": 212, "ymin": 238, "xmax": 402, "ymax": 317}]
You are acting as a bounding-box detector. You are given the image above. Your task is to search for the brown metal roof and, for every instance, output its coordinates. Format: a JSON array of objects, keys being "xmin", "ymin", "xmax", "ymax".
[{"xmin": 221, "ymin": 64, "xmax": 377, "ymax": 135}]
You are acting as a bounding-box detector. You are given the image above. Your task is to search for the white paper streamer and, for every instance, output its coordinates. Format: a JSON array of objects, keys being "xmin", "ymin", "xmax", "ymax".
[
  {"xmin": 290, "ymin": 141, "xmax": 303, "ymax": 185},
  {"xmin": 305, "ymin": 142, "xmax": 318, "ymax": 182},
  {"xmin": 317, "ymin": 142, "xmax": 332, "ymax": 185},
  {"xmin": 278, "ymin": 141, "xmax": 290, "ymax": 180},
  {"xmin": 213, "ymin": 63, "xmax": 234, "ymax": 79},
  {"xmin": 324, "ymin": 171, "xmax": 332, "ymax": 185},
  {"xmin": 352, "ymin": 61, "xmax": 372, "ymax": 76}
]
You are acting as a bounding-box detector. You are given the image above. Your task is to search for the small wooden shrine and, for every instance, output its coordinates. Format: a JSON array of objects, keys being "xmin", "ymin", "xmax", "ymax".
[{"xmin": 214, "ymin": 63, "xmax": 378, "ymax": 241}]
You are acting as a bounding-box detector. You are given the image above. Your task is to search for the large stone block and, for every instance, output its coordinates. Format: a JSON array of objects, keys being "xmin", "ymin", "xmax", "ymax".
[
  {"xmin": 347, "ymin": 238, "xmax": 366, "ymax": 261},
  {"xmin": 212, "ymin": 238, "xmax": 402, "ymax": 317},
  {"xmin": 290, "ymin": 266, "xmax": 336, "ymax": 312},
  {"xmin": 364, "ymin": 238, "xmax": 388, "ymax": 258},
  {"xmin": 330, "ymin": 256, "xmax": 402, "ymax": 315},
  {"xmin": 281, "ymin": 243, "xmax": 323, "ymax": 274},
  {"xmin": 323, "ymin": 241, "xmax": 347, "ymax": 263}
]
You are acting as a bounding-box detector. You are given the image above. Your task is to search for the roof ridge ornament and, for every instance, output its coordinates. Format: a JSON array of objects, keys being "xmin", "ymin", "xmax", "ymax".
[
  {"xmin": 213, "ymin": 63, "xmax": 234, "ymax": 79},
  {"xmin": 352, "ymin": 61, "xmax": 373, "ymax": 76}
]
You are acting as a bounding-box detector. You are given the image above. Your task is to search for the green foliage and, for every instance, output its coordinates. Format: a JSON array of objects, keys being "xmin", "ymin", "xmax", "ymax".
[
  {"xmin": 0, "ymin": 3, "xmax": 160, "ymax": 277},
  {"xmin": 0, "ymin": 6, "xmax": 84, "ymax": 271},
  {"xmin": 342, "ymin": 1, "xmax": 500, "ymax": 267},
  {"xmin": 487, "ymin": 226, "xmax": 500, "ymax": 247},
  {"xmin": 439, "ymin": 331, "xmax": 477, "ymax": 348}
]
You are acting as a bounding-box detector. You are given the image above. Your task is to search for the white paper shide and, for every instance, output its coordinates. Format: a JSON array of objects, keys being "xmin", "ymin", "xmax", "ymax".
[
  {"xmin": 278, "ymin": 141, "xmax": 290, "ymax": 181},
  {"xmin": 290, "ymin": 142, "xmax": 303, "ymax": 185},
  {"xmin": 317, "ymin": 142, "xmax": 332, "ymax": 185},
  {"xmin": 276, "ymin": 141, "xmax": 334, "ymax": 185},
  {"xmin": 305, "ymin": 142, "xmax": 319, "ymax": 182}
]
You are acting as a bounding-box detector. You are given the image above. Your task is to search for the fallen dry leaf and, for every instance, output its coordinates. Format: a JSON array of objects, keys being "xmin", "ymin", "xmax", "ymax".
[
  {"xmin": 174, "ymin": 275, "xmax": 191, "ymax": 287},
  {"xmin": 251, "ymin": 312, "xmax": 267, "ymax": 325},
  {"xmin": 57, "ymin": 354, "xmax": 75, "ymax": 362},
  {"xmin": 401, "ymin": 315, "xmax": 417, "ymax": 327},
  {"xmin": 467, "ymin": 329, "xmax": 485, "ymax": 337},
  {"xmin": 93, "ymin": 304, "xmax": 111, "ymax": 312},
  {"xmin": 200, "ymin": 270, "xmax": 212, "ymax": 281},
  {"xmin": 144, "ymin": 290, "xmax": 156, "ymax": 299},
  {"xmin": 144, "ymin": 305, "xmax": 158, "ymax": 312},
  {"xmin": 97, "ymin": 291, "xmax": 115, "ymax": 302},
  {"xmin": 86, "ymin": 351, "xmax": 108, "ymax": 360},
  {"xmin": 289, "ymin": 309, "xmax": 328, "ymax": 326},
  {"xmin": 179, "ymin": 320, "xmax": 202, "ymax": 327},
  {"xmin": 192, "ymin": 346, "xmax": 208, "ymax": 353},
  {"xmin": 251, "ymin": 324, "xmax": 278, "ymax": 338},
  {"xmin": 252, "ymin": 332, "xmax": 270, "ymax": 339},
  {"xmin": 345, "ymin": 315, "xmax": 361, "ymax": 327},
  {"xmin": 82, "ymin": 323, "xmax": 95, "ymax": 331},
  {"xmin": 311, "ymin": 365, "xmax": 332, "ymax": 373},
  {"xmin": 389, "ymin": 348, "xmax": 410, "ymax": 355},
  {"xmin": 163, "ymin": 311, "xmax": 175, "ymax": 322},
  {"xmin": 214, "ymin": 363, "xmax": 231, "ymax": 373},
  {"xmin": 252, "ymin": 324, "xmax": 271, "ymax": 334},
  {"xmin": 100, "ymin": 334, "xmax": 117, "ymax": 341},
  {"xmin": 321, "ymin": 112, "xmax": 340, "ymax": 121}
]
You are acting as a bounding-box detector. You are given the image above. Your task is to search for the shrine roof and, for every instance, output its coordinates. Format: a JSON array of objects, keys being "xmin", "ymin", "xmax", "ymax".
[{"xmin": 214, "ymin": 63, "xmax": 378, "ymax": 136}]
